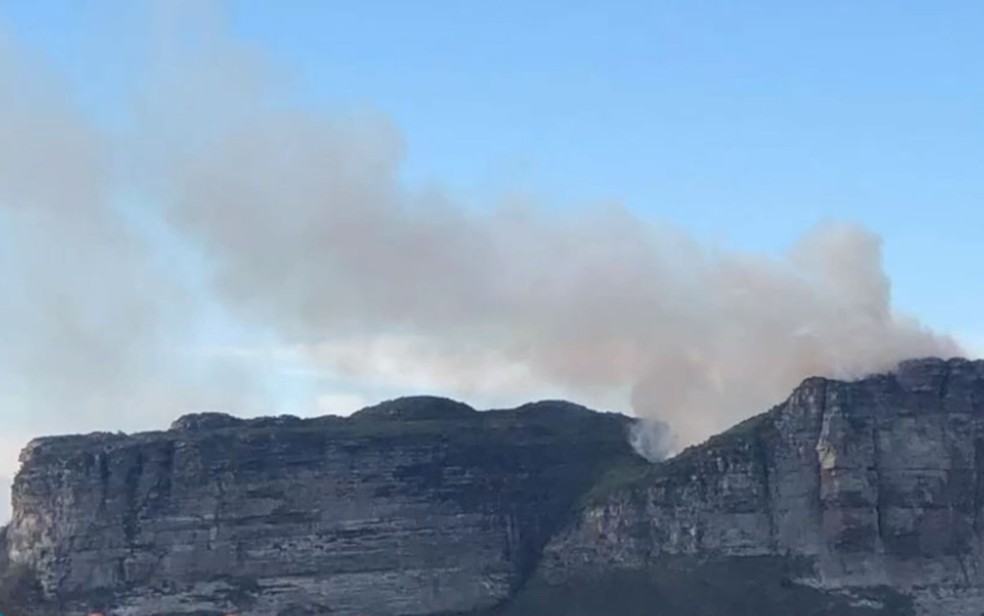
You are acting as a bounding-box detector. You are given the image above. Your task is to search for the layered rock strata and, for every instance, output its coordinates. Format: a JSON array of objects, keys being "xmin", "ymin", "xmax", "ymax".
[
  {"xmin": 4, "ymin": 358, "xmax": 984, "ymax": 616},
  {"xmin": 5, "ymin": 398, "xmax": 634, "ymax": 615}
]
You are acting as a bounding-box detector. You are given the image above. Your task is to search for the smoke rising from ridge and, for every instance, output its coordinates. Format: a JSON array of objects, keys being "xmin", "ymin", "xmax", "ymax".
[
  {"xmin": 169, "ymin": 111, "xmax": 960, "ymax": 455},
  {"xmin": 0, "ymin": 4, "xmax": 967, "ymax": 489}
]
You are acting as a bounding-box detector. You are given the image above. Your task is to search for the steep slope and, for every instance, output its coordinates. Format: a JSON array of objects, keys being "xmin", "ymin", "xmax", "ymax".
[
  {"xmin": 511, "ymin": 358, "xmax": 984, "ymax": 615},
  {"xmin": 5, "ymin": 397, "xmax": 636, "ymax": 615}
]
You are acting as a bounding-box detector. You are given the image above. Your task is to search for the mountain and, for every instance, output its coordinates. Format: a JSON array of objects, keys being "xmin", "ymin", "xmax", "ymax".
[
  {"xmin": 510, "ymin": 357, "xmax": 984, "ymax": 616},
  {"xmin": 1, "ymin": 397, "xmax": 636, "ymax": 615},
  {"xmin": 2, "ymin": 358, "xmax": 983, "ymax": 615}
]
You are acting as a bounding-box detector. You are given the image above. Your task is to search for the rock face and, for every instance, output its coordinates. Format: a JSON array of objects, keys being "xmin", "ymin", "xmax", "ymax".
[
  {"xmin": 4, "ymin": 397, "xmax": 635, "ymax": 615},
  {"xmin": 3, "ymin": 358, "xmax": 984, "ymax": 616},
  {"xmin": 512, "ymin": 358, "xmax": 984, "ymax": 615}
]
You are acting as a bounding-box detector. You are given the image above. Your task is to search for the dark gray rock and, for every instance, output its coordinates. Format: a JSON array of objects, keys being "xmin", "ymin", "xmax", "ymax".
[
  {"xmin": 350, "ymin": 395, "xmax": 477, "ymax": 421},
  {"xmin": 0, "ymin": 523, "xmax": 8, "ymax": 572},
  {"xmin": 6, "ymin": 396, "xmax": 635, "ymax": 615},
  {"xmin": 7, "ymin": 360, "xmax": 984, "ymax": 616},
  {"xmin": 521, "ymin": 357, "xmax": 984, "ymax": 615},
  {"xmin": 169, "ymin": 412, "xmax": 244, "ymax": 431}
]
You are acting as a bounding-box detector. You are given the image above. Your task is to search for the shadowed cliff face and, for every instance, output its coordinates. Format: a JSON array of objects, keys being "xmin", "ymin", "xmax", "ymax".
[
  {"xmin": 4, "ymin": 397, "xmax": 636, "ymax": 615},
  {"xmin": 0, "ymin": 476, "xmax": 9, "ymax": 525},
  {"xmin": 4, "ymin": 358, "xmax": 984, "ymax": 616}
]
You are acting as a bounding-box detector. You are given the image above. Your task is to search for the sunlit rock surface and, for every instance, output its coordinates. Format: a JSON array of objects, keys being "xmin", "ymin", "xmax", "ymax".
[{"xmin": 518, "ymin": 358, "xmax": 984, "ymax": 616}]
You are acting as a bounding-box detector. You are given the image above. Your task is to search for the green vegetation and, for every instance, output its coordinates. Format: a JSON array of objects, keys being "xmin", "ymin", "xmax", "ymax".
[
  {"xmin": 503, "ymin": 557, "xmax": 915, "ymax": 616},
  {"xmin": 578, "ymin": 453, "xmax": 656, "ymax": 506}
]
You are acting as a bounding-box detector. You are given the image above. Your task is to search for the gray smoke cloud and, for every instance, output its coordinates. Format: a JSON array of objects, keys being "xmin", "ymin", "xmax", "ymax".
[
  {"xmin": 0, "ymin": 20, "xmax": 279, "ymax": 511},
  {"xmin": 150, "ymin": 13, "xmax": 961, "ymax": 459},
  {"xmin": 0, "ymin": 0, "xmax": 967, "ymax": 533},
  {"xmin": 168, "ymin": 109, "xmax": 961, "ymax": 457},
  {"xmin": 0, "ymin": 31, "xmax": 169, "ymax": 433}
]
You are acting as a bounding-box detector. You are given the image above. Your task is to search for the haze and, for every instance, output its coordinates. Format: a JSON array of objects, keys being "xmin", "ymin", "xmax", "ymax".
[{"xmin": 1, "ymin": 1, "xmax": 982, "ymax": 521}]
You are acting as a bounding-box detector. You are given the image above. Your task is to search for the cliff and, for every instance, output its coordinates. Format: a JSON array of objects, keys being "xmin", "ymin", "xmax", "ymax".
[
  {"xmin": 4, "ymin": 398, "xmax": 636, "ymax": 615},
  {"xmin": 512, "ymin": 358, "xmax": 984, "ymax": 615},
  {"xmin": 3, "ymin": 358, "xmax": 984, "ymax": 616}
]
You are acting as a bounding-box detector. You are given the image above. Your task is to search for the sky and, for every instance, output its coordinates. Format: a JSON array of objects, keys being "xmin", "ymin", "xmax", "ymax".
[
  {"xmin": 6, "ymin": 0, "xmax": 981, "ymax": 329},
  {"xmin": 0, "ymin": 1, "xmax": 982, "ymax": 518}
]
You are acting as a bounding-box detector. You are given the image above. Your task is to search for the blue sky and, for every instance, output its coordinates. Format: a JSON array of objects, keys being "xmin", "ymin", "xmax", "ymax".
[
  {"xmin": 6, "ymin": 0, "xmax": 979, "ymax": 338},
  {"xmin": 1, "ymin": 1, "xmax": 981, "ymax": 367}
]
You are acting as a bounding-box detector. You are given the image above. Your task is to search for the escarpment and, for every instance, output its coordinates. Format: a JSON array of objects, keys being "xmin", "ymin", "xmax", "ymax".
[
  {"xmin": 4, "ymin": 397, "xmax": 635, "ymax": 615},
  {"xmin": 515, "ymin": 358, "xmax": 984, "ymax": 615},
  {"xmin": 4, "ymin": 358, "xmax": 984, "ymax": 616}
]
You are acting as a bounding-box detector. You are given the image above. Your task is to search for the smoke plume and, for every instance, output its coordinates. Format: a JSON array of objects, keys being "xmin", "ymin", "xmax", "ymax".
[
  {"xmin": 0, "ymin": 0, "xmax": 966, "ymax": 521},
  {"xmin": 169, "ymin": 114, "xmax": 960, "ymax": 456},
  {"xmin": 0, "ymin": 20, "xmax": 280, "ymax": 512},
  {"xmin": 154, "ymin": 19, "xmax": 961, "ymax": 454}
]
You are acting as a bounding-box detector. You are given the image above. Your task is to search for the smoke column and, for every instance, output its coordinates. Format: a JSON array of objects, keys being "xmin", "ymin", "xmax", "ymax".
[{"xmin": 0, "ymin": 0, "xmax": 966, "ymax": 512}]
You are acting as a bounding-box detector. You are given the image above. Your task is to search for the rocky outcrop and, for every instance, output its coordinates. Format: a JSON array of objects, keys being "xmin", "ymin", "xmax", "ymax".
[
  {"xmin": 5, "ymin": 358, "xmax": 984, "ymax": 616},
  {"xmin": 5, "ymin": 397, "xmax": 636, "ymax": 615},
  {"xmin": 0, "ymin": 524, "xmax": 8, "ymax": 573},
  {"xmin": 513, "ymin": 358, "xmax": 984, "ymax": 615}
]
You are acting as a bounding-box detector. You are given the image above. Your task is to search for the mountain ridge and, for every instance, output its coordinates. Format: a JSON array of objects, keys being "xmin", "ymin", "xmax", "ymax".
[
  {"xmin": 518, "ymin": 357, "xmax": 984, "ymax": 615},
  {"xmin": 3, "ymin": 357, "xmax": 983, "ymax": 615},
  {"xmin": 3, "ymin": 395, "xmax": 637, "ymax": 615}
]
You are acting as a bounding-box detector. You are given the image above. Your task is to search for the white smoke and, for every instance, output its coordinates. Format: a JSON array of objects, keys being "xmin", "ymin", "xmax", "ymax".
[
  {"xmin": 0, "ymin": 0, "xmax": 966, "ymax": 506},
  {"xmin": 165, "ymin": 107, "xmax": 960, "ymax": 456}
]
